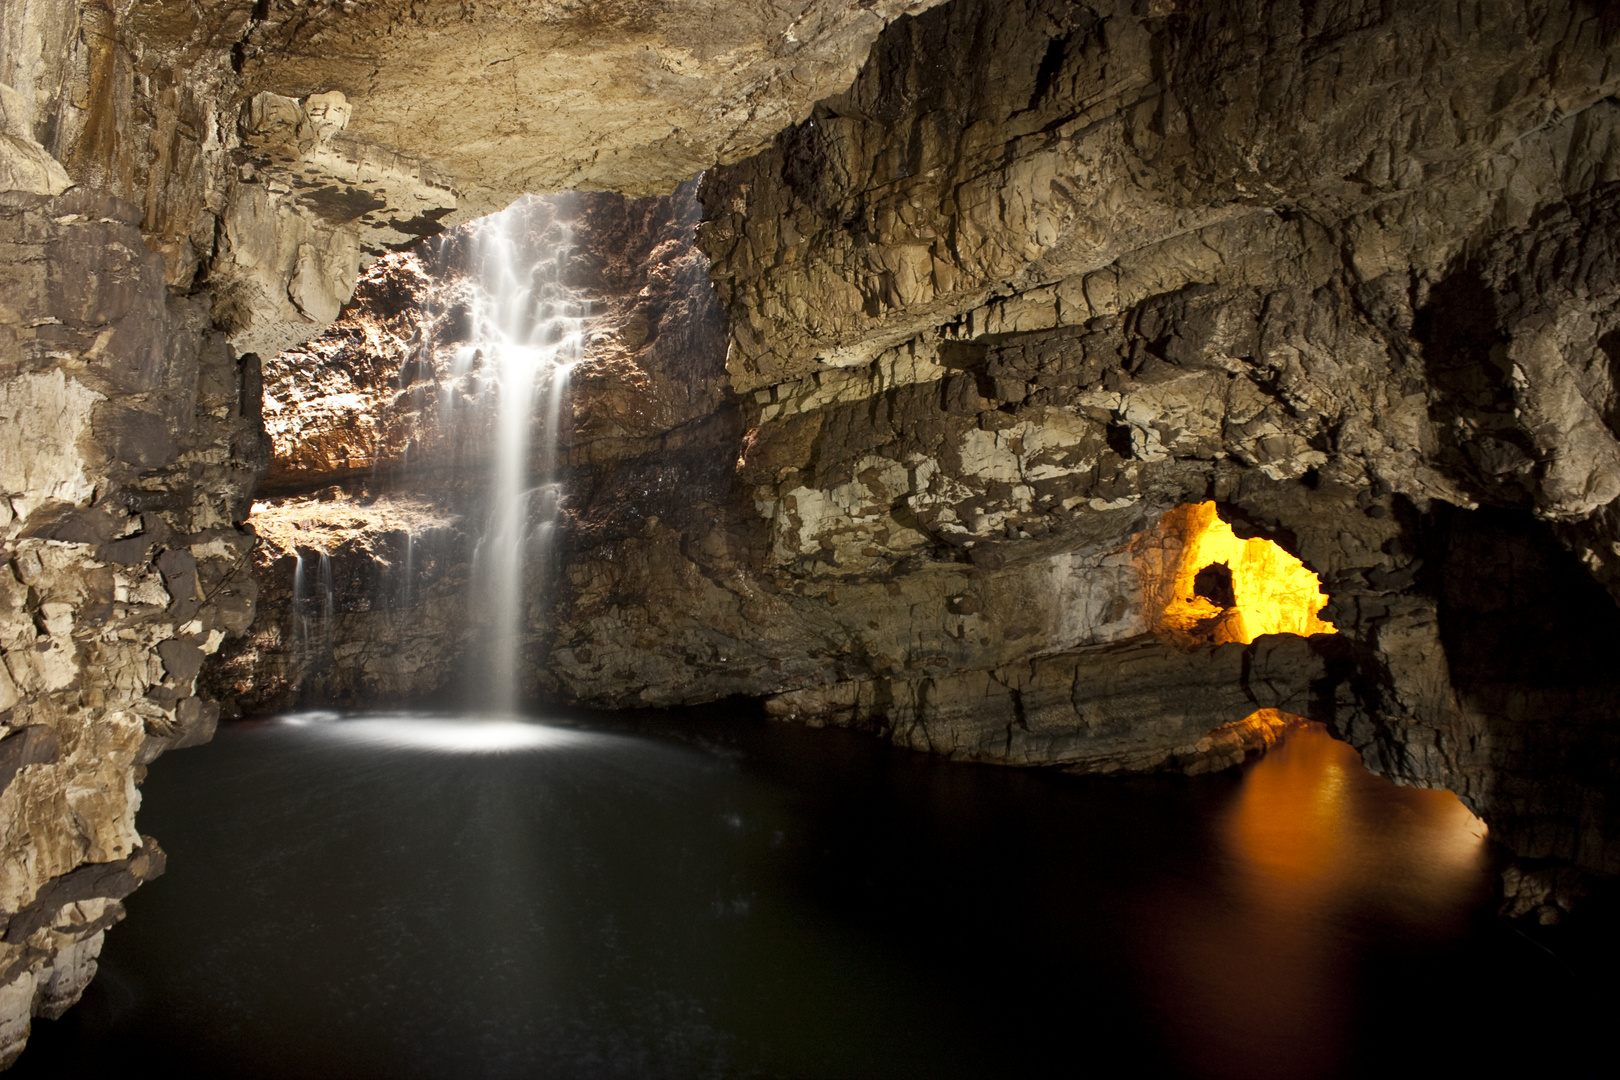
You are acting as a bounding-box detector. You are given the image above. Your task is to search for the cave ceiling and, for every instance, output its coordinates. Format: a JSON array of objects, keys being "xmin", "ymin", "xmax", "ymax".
[{"xmin": 231, "ymin": 0, "xmax": 953, "ymax": 208}]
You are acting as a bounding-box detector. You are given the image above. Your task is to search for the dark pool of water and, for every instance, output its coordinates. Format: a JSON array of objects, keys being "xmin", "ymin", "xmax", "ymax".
[{"xmin": 12, "ymin": 712, "xmax": 1611, "ymax": 1079}]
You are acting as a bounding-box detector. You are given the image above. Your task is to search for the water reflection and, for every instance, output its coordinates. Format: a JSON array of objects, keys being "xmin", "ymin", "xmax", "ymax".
[
  {"xmin": 1147, "ymin": 722, "xmax": 1490, "ymax": 1080},
  {"xmin": 278, "ymin": 712, "xmax": 596, "ymax": 753},
  {"xmin": 15, "ymin": 712, "xmax": 1588, "ymax": 1080},
  {"xmin": 1224, "ymin": 723, "xmax": 1487, "ymax": 913}
]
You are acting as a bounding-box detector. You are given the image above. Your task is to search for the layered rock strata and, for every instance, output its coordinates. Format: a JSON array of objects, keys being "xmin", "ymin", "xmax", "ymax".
[
  {"xmin": 207, "ymin": 182, "xmax": 732, "ymax": 712},
  {"xmin": 231, "ymin": 1, "xmax": 951, "ymax": 202},
  {"xmin": 0, "ymin": 187, "xmax": 267, "ymax": 1065},
  {"xmin": 679, "ymin": 0, "xmax": 1620, "ymax": 909},
  {"xmin": 217, "ymin": 0, "xmax": 951, "ymax": 357},
  {"xmin": 8, "ymin": 3, "xmax": 1620, "ymax": 1061}
]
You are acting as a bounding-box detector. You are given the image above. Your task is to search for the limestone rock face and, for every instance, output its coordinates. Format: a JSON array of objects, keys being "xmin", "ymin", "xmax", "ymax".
[
  {"xmin": 700, "ymin": 0, "xmax": 1620, "ymax": 392},
  {"xmin": 233, "ymin": 0, "xmax": 951, "ymax": 204},
  {"xmin": 0, "ymin": 1, "xmax": 954, "ymax": 1057},
  {"xmin": 230, "ymin": 0, "xmax": 1620, "ymax": 911},
  {"xmin": 11, "ymin": 1, "xmax": 1620, "ymax": 1058},
  {"xmin": 207, "ymin": 182, "xmax": 734, "ymax": 713},
  {"xmin": 209, "ymin": 0, "xmax": 950, "ymax": 354},
  {"xmin": 0, "ymin": 187, "xmax": 266, "ymax": 1064},
  {"xmin": 5, "ymin": 0, "xmax": 951, "ymax": 358},
  {"xmin": 0, "ymin": 0, "xmax": 253, "ymax": 286},
  {"xmin": 765, "ymin": 636, "xmax": 1322, "ymax": 774},
  {"xmin": 679, "ymin": 0, "xmax": 1620, "ymax": 897}
]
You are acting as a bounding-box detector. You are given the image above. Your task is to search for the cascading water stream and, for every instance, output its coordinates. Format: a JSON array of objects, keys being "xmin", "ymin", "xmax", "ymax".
[
  {"xmin": 456, "ymin": 200, "xmax": 584, "ymax": 713},
  {"xmin": 290, "ymin": 547, "xmax": 335, "ymax": 674},
  {"xmin": 290, "ymin": 551, "xmax": 307, "ymax": 661}
]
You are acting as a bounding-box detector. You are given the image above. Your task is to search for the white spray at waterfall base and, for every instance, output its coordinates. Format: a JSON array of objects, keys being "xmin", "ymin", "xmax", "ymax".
[{"xmin": 454, "ymin": 200, "xmax": 585, "ymax": 712}]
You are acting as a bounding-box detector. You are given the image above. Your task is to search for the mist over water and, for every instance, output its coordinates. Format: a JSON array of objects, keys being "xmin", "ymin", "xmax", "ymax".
[{"xmin": 13, "ymin": 714, "xmax": 1604, "ymax": 1079}]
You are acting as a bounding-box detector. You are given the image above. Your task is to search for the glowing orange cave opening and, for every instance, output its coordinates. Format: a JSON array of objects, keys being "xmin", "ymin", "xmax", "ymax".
[{"xmin": 1142, "ymin": 501, "xmax": 1337, "ymax": 647}]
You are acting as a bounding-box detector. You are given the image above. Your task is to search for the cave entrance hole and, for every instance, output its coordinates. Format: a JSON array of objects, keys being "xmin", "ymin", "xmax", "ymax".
[{"xmin": 1142, "ymin": 501, "xmax": 1337, "ymax": 647}]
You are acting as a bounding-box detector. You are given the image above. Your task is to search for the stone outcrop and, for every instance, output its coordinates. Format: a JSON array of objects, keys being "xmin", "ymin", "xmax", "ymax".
[
  {"xmin": 765, "ymin": 637, "xmax": 1320, "ymax": 773},
  {"xmin": 206, "ymin": 181, "xmax": 734, "ymax": 713},
  {"xmin": 217, "ymin": 0, "xmax": 951, "ymax": 356},
  {"xmin": 677, "ymin": 0, "xmax": 1620, "ymax": 908},
  {"xmin": 0, "ymin": 3, "xmax": 267, "ymax": 1057},
  {"xmin": 232, "ymin": 0, "xmax": 951, "ymax": 204},
  {"xmin": 0, "ymin": 186, "xmax": 266, "ymax": 1066}
]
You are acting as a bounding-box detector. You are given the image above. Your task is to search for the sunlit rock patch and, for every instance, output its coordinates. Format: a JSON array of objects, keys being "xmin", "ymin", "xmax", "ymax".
[{"xmin": 248, "ymin": 492, "xmax": 460, "ymax": 562}]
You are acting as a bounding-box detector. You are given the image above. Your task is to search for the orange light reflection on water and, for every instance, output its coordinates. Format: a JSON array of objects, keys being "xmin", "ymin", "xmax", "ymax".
[
  {"xmin": 1142, "ymin": 721, "xmax": 1490, "ymax": 1080},
  {"xmin": 1225, "ymin": 722, "xmax": 1488, "ymax": 916}
]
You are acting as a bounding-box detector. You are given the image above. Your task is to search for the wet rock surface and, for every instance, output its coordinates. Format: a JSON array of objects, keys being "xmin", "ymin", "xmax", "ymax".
[
  {"xmin": 214, "ymin": 0, "xmax": 950, "ymax": 356},
  {"xmin": 207, "ymin": 182, "xmax": 734, "ymax": 714},
  {"xmin": 678, "ymin": 0, "xmax": 1620, "ymax": 899},
  {"xmin": 0, "ymin": 0, "xmax": 938, "ymax": 1061}
]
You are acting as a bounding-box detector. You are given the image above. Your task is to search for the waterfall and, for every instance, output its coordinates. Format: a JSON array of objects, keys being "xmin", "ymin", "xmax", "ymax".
[
  {"xmin": 291, "ymin": 551, "xmax": 308, "ymax": 663},
  {"xmin": 401, "ymin": 530, "xmax": 415, "ymax": 608},
  {"xmin": 290, "ymin": 546, "xmax": 335, "ymax": 679},
  {"xmin": 458, "ymin": 199, "xmax": 584, "ymax": 713},
  {"xmin": 318, "ymin": 551, "xmax": 334, "ymax": 639}
]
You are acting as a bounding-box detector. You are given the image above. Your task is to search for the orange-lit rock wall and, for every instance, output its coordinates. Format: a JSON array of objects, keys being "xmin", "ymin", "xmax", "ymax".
[{"xmin": 1141, "ymin": 502, "xmax": 1335, "ymax": 648}]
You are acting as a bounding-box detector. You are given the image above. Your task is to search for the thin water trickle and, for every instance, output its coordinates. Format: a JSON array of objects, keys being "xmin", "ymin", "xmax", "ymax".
[
  {"xmin": 400, "ymin": 531, "xmax": 415, "ymax": 608},
  {"xmin": 289, "ymin": 548, "xmax": 335, "ymax": 673},
  {"xmin": 317, "ymin": 551, "xmax": 333, "ymax": 632},
  {"xmin": 290, "ymin": 551, "xmax": 306, "ymax": 660}
]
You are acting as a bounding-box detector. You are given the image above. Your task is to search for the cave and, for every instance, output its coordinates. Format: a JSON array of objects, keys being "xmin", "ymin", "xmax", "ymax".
[{"xmin": 3, "ymin": 0, "xmax": 1620, "ymax": 1076}]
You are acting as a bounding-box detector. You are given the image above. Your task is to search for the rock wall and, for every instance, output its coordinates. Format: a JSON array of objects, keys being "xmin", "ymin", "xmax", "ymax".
[
  {"xmin": 0, "ymin": 0, "xmax": 944, "ymax": 1062},
  {"xmin": 557, "ymin": 0, "xmax": 1620, "ymax": 920},
  {"xmin": 0, "ymin": 2, "xmax": 265, "ymax": 1061},
  {"xmin": 9, "ymin": 0, "xmax": 1620, "ymax": 1055},
  {"xmin": 0, "ymin": 187, "xmax": 267, "ymax": 1064},
  {"xmin": 206, "ymin": 181, "xmax": 733, "ymax": 713},
  {"xmin": 227, "ymin": 1, "xmax": 1620, "ymax": 928},
  {"xmin": 689, "ymin": 0, "xmax": 1620, "ymax": 897},
  {"xmin": 232, "ymin": 0, "xmax": 950, "ymax": 203},
  {"xmin": 217, "ymin": 0, "xmax": 950, "ymax": 356}
]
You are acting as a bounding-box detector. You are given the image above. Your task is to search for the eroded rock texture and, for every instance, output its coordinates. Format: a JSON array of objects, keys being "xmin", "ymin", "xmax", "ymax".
[
  {"xmin": 206, "ymin": 182, "xmax": 732, "ymax": 713},
  {"xmin": 689, "ymin": 0, "xmax": 1620, "ymax": 901},
  {"xmin": 560, "ymin": 0, "xmax": 1620, "ymax": 919},
  {"xmin": 233, "ymin": 0, "xmax": 950, "ymax": 202},
  {"xmin": 217, "ymin": 0, "xmax": 950, "ymax": 356},
  {"xmin": 0, "ymin": 2, "xmax": 272, "ymax": 1058},
  {"xmin": 0, "ymin": 188, "xmax": 267, "ymax": 1064},
  {"xmin": 10, "ymin": 0, "xmax": 1620, "ymax": 1055}
]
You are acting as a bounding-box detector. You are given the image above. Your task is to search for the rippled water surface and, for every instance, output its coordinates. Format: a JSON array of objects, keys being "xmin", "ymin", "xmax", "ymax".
[{"xmin": 14, "ymin": 712, "xmax": 1607, "ymax": 1078}]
